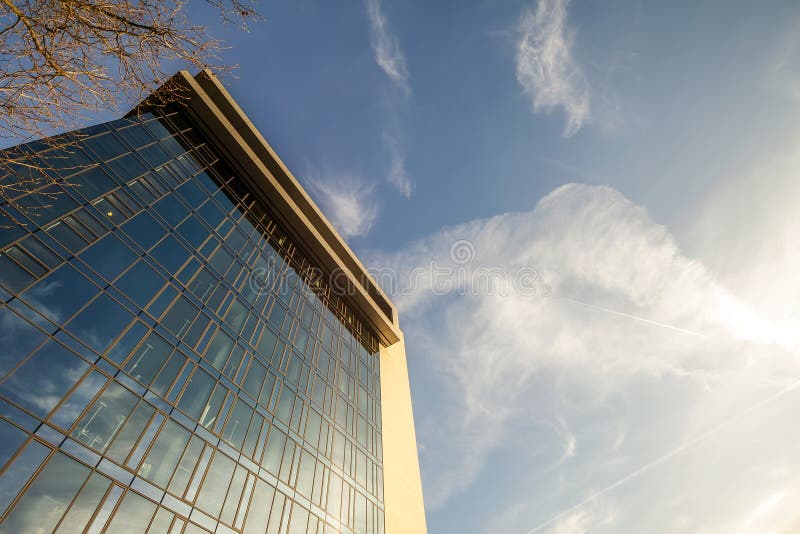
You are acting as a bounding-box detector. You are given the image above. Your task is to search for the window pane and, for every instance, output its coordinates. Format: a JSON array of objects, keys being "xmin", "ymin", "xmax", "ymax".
[
  {"xmin": 50, "ymin": 370, "xmax": 107, "ymax": 430},
  {"xmin": 0, "ymin": 419, "xmax": 28, "ymax": 470},
  {"xmin": 242, "ymin": 360, "xmax": 266, "ymax": 400},
  {"xmin": 0, "ymin": 253, "xmax": 34, "ymax": 293},
  {"xmin": 55, "ymin": 471, "xmax": 112, "ymax": 533},
  {"xmin": 20, "ymin": 263, "xmax": 98, "ymax": 323},
  {"xmin": 2, "ymin": 452, "xmax": 90, "ymax": 533},
  {"xmin": 198, "ymin": 384, "xmax": 227, "ymax": 430},
  {"xmin": 177, "ymin": 368, "xmax": 215, "ymax": 420},
  {"xmin": 0, "ymin": 440, "xmax": 49, "ymax": 515},
  {"xmin": 150, "ymin": 235, "xmax": 189, "ymax": 275},
  {"xmin": 139, "ymin": 419, "xmax": 190, "ymax": 488},
  {"xmin": 79, "ymin": 234, "xmax": 137, "ymax": 282},
  {"xmin": 242, "ymin": 478, "xmax": 275, "ymax": 534},
  {"xmin": 45, "ymin": 220, "xmax": 88, "ymax": 253},
  {"xmin": 124, "ymin": 331, "xmax": 172, "ymax": 385},
  {"xmin": 122, "ymin": 210, "xmax": 164, "ymax": 251},
  {"xmin": 161, "ymin": 295, "xmax": 198, "ymax": 338},
  {"xmin": 105, "ymin": 491, "xmax": 157, "ymax": 531},
  {"xmin": 175, "ymin": 216, "xmax": 208, "ymax": 249},
  {"xmin": 0, "ymin": 340, "xmax": 88, "ymax": 418},
  {"xmin": 0, "ymin": 307, "xmax": 45, "ymax": 377},
  {"xmin": 221, "ymin": 398, "xmax": 253, "ymax": 449},
  {"xmin": 16, "ymin": 186, "xmax": 78, "ymax": 225},
  {"xmin": 168, "ymin": 436, "xmax": 203, "ymax": 496},
  {"xmin": 66, "ymin": 293, "xmax": 133, "ymax": 352},
  {"xmin": 195, "ymin": 452, "xmax": 235, "ymax": 517},
  {"xmin": 115, "ymin": 260, "xmax": 166, "ymax": 308},
  {"xmin": 69, "ymin": 166, "xmax": 116, "ymax": 201},
  {"xmin": 73, "ymin": 382, "xmax": 138, "ymax": 453},
  {"xmin": 107, "ymin": 153, "xmax": 148, "ymax": 181},
  {"xmin": 105, "ymin": 401, "xmax": 154, "ymax": 464},
  {"xmin": 153, "ymin": 195, "xmax": 188, "ymax": 227},
  {"xmin": 204, "ymin": 328, "xmax": 233, "ymax": 371}
]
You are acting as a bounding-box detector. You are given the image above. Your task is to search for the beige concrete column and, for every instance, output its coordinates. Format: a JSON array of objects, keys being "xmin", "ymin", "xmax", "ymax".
[{"xmin": 379, "ymin": 334, "xmax": 427, "ymax": 534}]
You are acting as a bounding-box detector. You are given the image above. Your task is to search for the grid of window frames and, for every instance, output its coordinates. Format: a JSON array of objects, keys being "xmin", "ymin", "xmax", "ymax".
[{"xmin": 0, "ymin": 109, "xmax": 385, "ymax": 534}]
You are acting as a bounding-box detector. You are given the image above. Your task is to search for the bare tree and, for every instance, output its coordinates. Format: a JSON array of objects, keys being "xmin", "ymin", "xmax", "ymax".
[{"xmin": 0, "ymin": 0, "xmax": 259, "ymax": 216}]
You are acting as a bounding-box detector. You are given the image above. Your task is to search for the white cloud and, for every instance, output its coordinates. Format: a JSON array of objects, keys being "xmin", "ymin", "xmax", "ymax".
[
  {"xmin": 384, "ymin": 133, "xmax": 413, "ymax": 198},
  {"xmin": 365, "ymin": 0, "xmax": 410, "ymax": 96},
  {"xmin": 307, "ymin": 175, "xmax": 380, "ymax": 239},
  {"xmin": 368, "ymin": 183, "xmax": 800, "ymax": 526},
  {"xmin": 516, "ymin": 0, "xmax": 590, "ymax": 136}
]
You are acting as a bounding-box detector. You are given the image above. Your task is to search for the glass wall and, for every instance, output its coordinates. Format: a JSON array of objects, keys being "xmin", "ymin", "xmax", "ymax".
[{"xmin": 0, "ymin": 109, "xmax": 384, "ymax": 533}]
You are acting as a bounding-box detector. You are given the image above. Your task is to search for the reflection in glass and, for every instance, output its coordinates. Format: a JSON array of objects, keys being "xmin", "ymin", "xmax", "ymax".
[
  {"xmin": 0, "ymin": 340, "xmax": 88, "ymax": 418},
  {"xmin": 221, "ymin": 398, "xmax": 253, "ymax": 449},
  {"xmin": 20, "ymin": 263, "xmax": 98, "ymax": 323},
  {"xmin": 115, "ymin": 260, "xmax": 165, "ymax": 308},
  {"xmin": 138, "ymin": 419, "xmax": 190, "ymax": 487},
  {"xmin": 124, "ymin": 331, "xmax": 172, "ymax": 384},
  {"xmin": 65, "ymin": 293, "xmax": 133, "ymax": 352},
  {"xmin": 72, "ymin": 382, "xmax": 138, "ymax": 453},
  {"xmin": 0, "ymin": 307, "xmax": 46, "ymax": 377},
  {"xmin": 195, "ymin": 451, "xmax": 235, "ymax": 517},
  {"xmin": 104, "ymin": 490, "xmax": 157, "ymax": 531},
  {"xmin": 0, "ymin": 440, "xmax": 49, "ymax": 516},
  {"xmin": 1, "ymin": 452, "xmax": 90, "ymax": 533},
  {"xmin": 54, "ymin": 471, "xmax": 112, "ymax": 533},
  {"xmin": 0, "ymin": 419, "xmax": 27, "ymax": 470}
]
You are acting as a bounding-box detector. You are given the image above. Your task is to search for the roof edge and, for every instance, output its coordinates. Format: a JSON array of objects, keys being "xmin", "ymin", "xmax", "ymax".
[{"xmin": 133, "ymin": 70, "xmax": 401, "ymax": 346}]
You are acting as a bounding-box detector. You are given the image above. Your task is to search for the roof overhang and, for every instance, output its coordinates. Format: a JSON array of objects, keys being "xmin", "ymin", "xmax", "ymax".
[{"xmin": 132, "ymin": 70, "xmax": 401, "ymax": 346}]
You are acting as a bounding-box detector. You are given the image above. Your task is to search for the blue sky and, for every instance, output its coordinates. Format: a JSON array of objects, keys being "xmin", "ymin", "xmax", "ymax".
[{"xmin": 192, "ymin": 1, "xmax": 800, "ymax": 532}]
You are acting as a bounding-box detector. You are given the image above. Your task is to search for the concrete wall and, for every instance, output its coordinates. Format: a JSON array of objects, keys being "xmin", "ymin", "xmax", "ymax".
[{"xmin": 379, "ymin": 335, "xmax": 427, "ymax": 534}]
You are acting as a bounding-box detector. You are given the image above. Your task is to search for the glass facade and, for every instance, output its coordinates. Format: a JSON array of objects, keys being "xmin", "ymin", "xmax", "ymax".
[{"xmin": 0, "ymin": 109, "xmax": 385, "ymax": 533}]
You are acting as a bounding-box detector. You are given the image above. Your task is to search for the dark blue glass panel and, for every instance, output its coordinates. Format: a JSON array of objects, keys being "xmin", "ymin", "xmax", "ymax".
[
  {"xmin": 121, "ymin": 210, "xmax": 165, "ymax": 250},
  {"xmin": 0, "ymin": 307, "xmax": 46, "ymax": 378},
  {"xmin": 176, "ymin": 181, "xmax": 206, "ymax": 208},
  {"xmin": 106, "ymin": 320, "xmax": 148, "ymax": 364},
  {"xmin": 0, "ymin": 440, "xmax": 49, "ymax": 516},
  {"xmin": 175, "ymin": 215, "xmax": 208, "ymax": 249},
  {"xmin": 137, "ymin": 143, "xmax": 171, "ymax": 168},
  {"xmin": 153, "ymin": 194, "xmax": 189, "ymax": 227},
  {"xmin": 15, "ymin": 186, "xmax": 78, "ymax": 226},
  {"xmin": 115, "ymin": 260, "xmax": 166, "ymax": 308},
  {"xmin": 0, "ymin": 253, "xmax": 35, "ymax": 293},
  {"xmin": 107, "ymin": 152, "xmax": 148, "ymax": 181},
  {"xmin": 20, "ymin": 263, "xmax": 98, "ymax": 323},
  {"xmin": 0, "ymin": 340, "xmax": 88, "ymax": 417},
  {"xmin": 66, "ymin": 294, "xmax": 134, "ymax": 352},
  {"xmin": 79, "ymin": 233, "xmax": 137, "ymax": 282},
  {"xmin": 0, "ymin": 209, "xmax": 25, "ymax": 247},
  {"xmin": 118, "ymin": 124, "xmax": 154, "ymax": 149},
  {"xmin": 50, "ymin": 370, "xmax": 107, "ymax": 430},
  {"xmin": 82, "ymin": 132, "xmax": 127, "ymax": 161},
  {"xmin": 0, "ymin": 418, "xmax": 27, "ymax": 469},
  {"xmin": 150, "ymin": 234, "xmax": 190, "ymax": 275},
  {"xmin": 68, "ymin": 166, "xmax": 117, "ymax": 202}
]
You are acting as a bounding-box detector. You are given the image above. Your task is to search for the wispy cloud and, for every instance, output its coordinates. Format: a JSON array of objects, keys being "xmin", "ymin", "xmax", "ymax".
[
  {"xmin": 368, "ymin": 183, "xmax": 800, "ymax": 519},
  {"xmin": 516, "ymin": 0, "xmax": 590, "ymax": 136},
  {"xmin": 365, "ymin": 0, "xmax": 410, "ymax": 96},
  {"xmin": 307, "ymin": 175, "xmax": 380, "ymax": 239},
  {"xmin": 384, "ymin": 133, "xmax": 413, "ymax": 198}
]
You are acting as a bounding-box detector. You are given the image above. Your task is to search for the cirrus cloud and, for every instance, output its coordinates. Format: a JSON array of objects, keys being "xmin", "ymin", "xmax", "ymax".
[{"xmin": 516, "ymin": 0, "xmax": 590, "ymax": 136}]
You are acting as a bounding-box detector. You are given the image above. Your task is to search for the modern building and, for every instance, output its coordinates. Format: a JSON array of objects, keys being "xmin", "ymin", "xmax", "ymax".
[{"xmin": 0, "ymin": 71, "xmax": 426, "ymax": 534}]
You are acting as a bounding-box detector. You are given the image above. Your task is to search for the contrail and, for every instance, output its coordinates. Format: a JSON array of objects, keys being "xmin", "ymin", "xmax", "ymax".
[
  {"xmin": 526, "ymin": 377, "xmax": 800, "ymax": 533},
  {"xmin": 561, "ymin": 297, "xmax": 707, "ymax": 338}
]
